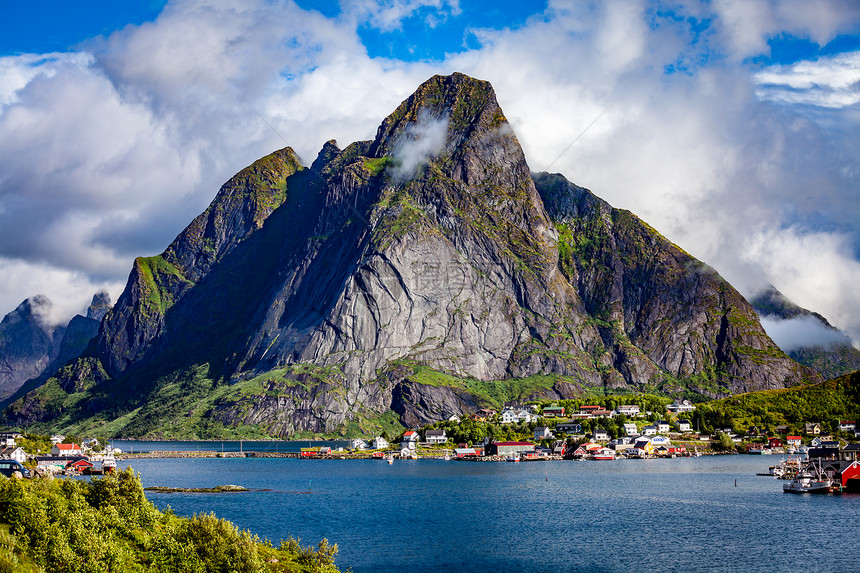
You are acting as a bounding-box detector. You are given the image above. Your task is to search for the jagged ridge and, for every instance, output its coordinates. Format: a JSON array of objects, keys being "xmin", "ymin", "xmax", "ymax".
[{"xmin": 1, "ymin": 73, "xmax": 822, "ymax": 437}]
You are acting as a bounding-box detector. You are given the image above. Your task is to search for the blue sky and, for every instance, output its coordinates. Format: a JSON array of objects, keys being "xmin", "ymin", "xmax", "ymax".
[{"xmin": 1, "ymin": 0, "xmax": 860, "ymax": 349}]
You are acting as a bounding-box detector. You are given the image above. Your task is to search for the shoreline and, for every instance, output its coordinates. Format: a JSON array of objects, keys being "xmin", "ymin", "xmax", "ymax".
[{"xmin": 115, "ymin": 450, "xmax": 722, "ymax": 461}]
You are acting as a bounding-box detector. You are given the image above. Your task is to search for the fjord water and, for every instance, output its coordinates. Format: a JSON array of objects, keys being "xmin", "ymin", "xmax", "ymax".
[{"xmin": 116, "ymin": 453, "xmax": 859, "ymax": 572}]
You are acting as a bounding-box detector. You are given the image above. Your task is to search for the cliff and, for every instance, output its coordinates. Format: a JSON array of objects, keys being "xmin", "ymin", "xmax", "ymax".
[{"xmin": 1, "ymin": 73, "xmax": 821, "ymax": 437}]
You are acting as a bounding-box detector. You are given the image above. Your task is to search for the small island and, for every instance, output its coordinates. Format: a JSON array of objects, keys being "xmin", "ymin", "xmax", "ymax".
[{"xmin": 144, "ymin": 484, "xmax": 248, "ymax": 493}]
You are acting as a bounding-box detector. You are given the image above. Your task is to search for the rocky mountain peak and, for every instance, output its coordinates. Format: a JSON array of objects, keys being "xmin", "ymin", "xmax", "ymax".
[
  {"xmin": 1, "ymin": 73, "xmax": 828, "ymax": 437},
  {"xmin": 86, "ymin": 291, "xmax": 113, "ymax": 322},
  {"xmin": 0, "ymin": 296, "xmax": 65, "ymax": 400},
  {"xmin": 370, "ymin": 73, "xmax": 504, "ymax": 159}
]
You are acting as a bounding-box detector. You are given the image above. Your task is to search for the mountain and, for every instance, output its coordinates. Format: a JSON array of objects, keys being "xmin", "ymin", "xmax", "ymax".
[
  {"xmin": 0, "ymin": 296, "xmax": 64, "ymax": 400},
  {"xmin": 1, "ymin": 73, "xmax": 819, "ymax": 438},
  {"xmin": 0, "ymin": 292, "xmax": 113, "ymax": 403},
  {"xmin": 751, "ymin": 286, "xmax": 860, "ymax": 379},
  {"xmin": 696, "ymin": 369, "xmax": 860, "ymax": 434}
]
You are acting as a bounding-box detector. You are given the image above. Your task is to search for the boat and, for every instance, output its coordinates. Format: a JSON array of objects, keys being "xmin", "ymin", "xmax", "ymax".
[
  {"xmin": 748, "ymin": 447, "xmax": 772, "ymax": 455},
  {"xmin": 783, "ymin": 460, "xmax": 837, "ymax": 494},
  {"xmin": 591, "ymin": 448, "xmax": 616, "ymax": 461},
  {"xmin": 102, "ymin": 456, "xmax": 117, "ymax": 473},
  {"xmin": 506, "ymin": 454, "xmax": 520, "ymax": 462}
]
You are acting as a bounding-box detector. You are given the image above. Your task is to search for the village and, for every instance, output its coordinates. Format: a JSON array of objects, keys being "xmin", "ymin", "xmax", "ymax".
[{"xmin": 2, "ymin": 399, "xmax": 859, "ymax": 490}]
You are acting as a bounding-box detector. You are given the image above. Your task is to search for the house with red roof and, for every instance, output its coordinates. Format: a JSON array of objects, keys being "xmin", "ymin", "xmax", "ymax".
[
  {"xmin": 401, "ymin": 431, "xmax": 420, "ymax": 450},
  {"xmin": 786, "ymin": 436, "xmax": 802, "ymax": 447},
  {"xmin": 51, "ymin": 443, "xmax": 82, "ymax": 456}
]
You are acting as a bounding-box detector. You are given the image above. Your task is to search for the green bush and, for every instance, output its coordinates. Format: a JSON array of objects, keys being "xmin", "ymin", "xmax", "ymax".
[{"xmin": 0, "ymin": 468, "xmax": 343, "ymax": 572}]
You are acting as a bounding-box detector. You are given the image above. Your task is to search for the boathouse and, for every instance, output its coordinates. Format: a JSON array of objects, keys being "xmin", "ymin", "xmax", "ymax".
[{"xmin": 486, "ymin": 441, "xmax": 534, "ymax": 456}]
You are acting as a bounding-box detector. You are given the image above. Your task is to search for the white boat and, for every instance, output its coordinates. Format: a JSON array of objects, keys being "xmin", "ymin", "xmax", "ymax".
[
  {"xmin": 591, "ymin": 448, "xmax": 616, "ymax": 460},
  {"xmin": 102, "ymin": 456, "xmax": 117, "ymax": 473},
  {"xmin": 783, "ymin": 461, "xmax": 836, "ymax": 494}
]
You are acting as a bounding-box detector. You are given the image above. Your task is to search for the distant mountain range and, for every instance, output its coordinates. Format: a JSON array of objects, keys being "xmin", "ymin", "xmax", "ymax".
[
  {"xmin": 0, "ymin": 292, "xmax": 110, "ymax": 401},
  {"xmin": 750, "ymin": 286, "xmax": 860, "ymax": 379},
  {"xmin": 4, "ymin": 73, "xmax": 853, "ymax": 439}
]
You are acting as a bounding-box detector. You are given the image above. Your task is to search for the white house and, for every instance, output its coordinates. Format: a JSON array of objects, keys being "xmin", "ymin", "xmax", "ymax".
[
  {"xmin": 425, "ymin": 429, "xmax": 447, "ymax": 445},
  {"xmin": 656, "ymin": 421, "xmax": 670, "ymax": 434},
  {"xmin": 534, "ymin": 426, "xmax": 554, "ymax": 442},
  {"xmin": 50, "ymin": 435, "xmax": 65, "ymax": 445},
  {"xmin": 401, "ymin": 431, "xmax": 420, "ymax": 450},
  {"xmin": 677, "ymin": 420, "xmax": 692, "ymax": 432},
  {"xmin": 623, "ymin": 423, "xmax": 638, "ymax": 436},
  {"xmin": 839, "ymin": 420, "xmax": 856, "ymax": 432},
  {"xmin": 501, "ymin": 408, "xmax": 533, "ymax": 424},
  {"xmin": 593, "ymin": 428, "xmax": 610, "ymax": 441},
  {"xmin": 371, "ymin": 436, "xmax": 389, "ymax": 450},
  {"xmin": 617, "ymin": 405, "xmax": 640, "ymax": 417},
  {"xmin": 667, "ymin": 400, "xmax": 695, "ymax": 413},
  {"xmin": 51, "ymin": 443, "xmax": 82, "ymax": 457},
  {"xmin": 642, "ymin": 425, "xmax": 657, "ymax": 436},
  {"xmin": 0, "ymin": 447, "xmax": 26, "ymax": 464},
  {"xmin": 350, "ymin": 439, "xmax": 368, "ymax": 450}
]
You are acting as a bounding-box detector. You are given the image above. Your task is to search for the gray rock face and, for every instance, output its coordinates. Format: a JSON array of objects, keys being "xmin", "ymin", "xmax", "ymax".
[
  {"xmin": 533, "ymin": 172, "xmax": 819, "ymax": 395},
  {"xmin": 5, "ymin": 73, "xmax": 822, "ymax": 435},
  {"xmin": 0, "ymin": 291, "xmax": 114, "ymax": 403},
  {"xmin": 0, "ymin": 296, "xmax": 64, "ymax": 400},
  {"xmin": 86, "ymin": 291, "xmax": 112, "ymax": 322}
]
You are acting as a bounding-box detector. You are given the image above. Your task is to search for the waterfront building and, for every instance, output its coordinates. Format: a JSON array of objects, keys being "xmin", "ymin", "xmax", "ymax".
[
  {"xmin": 371, "ymin": 436, "xmax": 389, "ymax": 450},
  {"xmin": 51, "ymin": 443, "xmax": 82, "ymax": 457},
  {"xmin": 401, "ymin": 431, "xmax": 419, "ymax": 450},
  {"xmin": 425, "ymin": 429, "xmax": 447, "ymax": 445},
  {"xmin": 0, "ymin": 447, "xmax": 26, "ymax": 464},
  {"xmin": 786, "ymin": 436, "xmax": 802, "ymax": 447},
  {"xmin": 485, "ymin": 441, "xmax": 535, "ymax": 456}
]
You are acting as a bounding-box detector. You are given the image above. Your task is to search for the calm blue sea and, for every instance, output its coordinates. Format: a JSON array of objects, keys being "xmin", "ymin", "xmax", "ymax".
[{"xmin": 113, "ymin": 453, "xmax": 860, "ymax": 573}]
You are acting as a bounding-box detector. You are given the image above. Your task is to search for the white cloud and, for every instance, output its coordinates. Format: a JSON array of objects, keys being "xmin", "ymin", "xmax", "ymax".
[
  {"xmin": 390, "ymin": 110, "xmax": 449, "ymax": 180},
  {"xmin": 712, "ymin": 0, "xmax": 860, "ymax": 60},
  {"xmin": 754, "ymin": 51, "xmax": 860, "ymax": 108},
  {"xmin": 1, "ymin": 0, "xmax": 860, "ymax": 357},
  {"xmin": 760, "ymin": 315, "xmax": 852, "ymax": 352},
  {"xmin": 0, "ymin": 257, "xmax": 124, "ymax": 325},
  {"xmin": 342, "ymin": 0, "xmax": 462, "ymax": 32}
]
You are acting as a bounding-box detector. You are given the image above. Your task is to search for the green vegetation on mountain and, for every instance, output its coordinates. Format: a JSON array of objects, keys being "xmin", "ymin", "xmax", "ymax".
[
  {"xmin": 694, "ymin": 370, "xmax": 860, "ymax": 435},
  {"xmin": 1, "ymin": 73, "xmax": 834, "ymax": 440},
  {"xmin": 0, "ymin": 468, "xmax": 342, "ymax": 573}
]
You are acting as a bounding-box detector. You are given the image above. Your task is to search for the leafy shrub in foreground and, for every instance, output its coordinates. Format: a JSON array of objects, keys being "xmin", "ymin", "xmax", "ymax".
[{"xmin": 0, "ymin": 468, "xmax": 342, "ymax": 572}]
